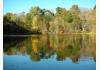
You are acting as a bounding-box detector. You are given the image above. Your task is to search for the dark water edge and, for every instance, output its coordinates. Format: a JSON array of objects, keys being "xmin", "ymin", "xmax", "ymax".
[{"xmin": 3, "ymin": 34, "xmax": 96, "ymax": 70}]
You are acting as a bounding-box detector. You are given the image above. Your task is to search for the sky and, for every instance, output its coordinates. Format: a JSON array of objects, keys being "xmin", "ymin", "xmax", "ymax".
[{"xmin": 4, "ymin": 0, "xmax": 96, "ymax": 14}]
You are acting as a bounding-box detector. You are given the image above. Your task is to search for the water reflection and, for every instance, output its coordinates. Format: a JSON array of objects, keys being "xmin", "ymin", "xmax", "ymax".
[{"xmin": 4, "ymin": 34, "xmax": 96, "ymax": 63}]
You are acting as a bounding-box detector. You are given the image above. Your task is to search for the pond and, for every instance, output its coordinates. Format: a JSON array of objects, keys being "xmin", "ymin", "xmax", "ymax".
[{"xmin": 3, "ymin": 34, "xmax": 96, "ymax": 70}]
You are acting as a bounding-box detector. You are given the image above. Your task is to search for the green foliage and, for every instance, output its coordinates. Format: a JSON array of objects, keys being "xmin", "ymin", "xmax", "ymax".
[
  {"xmin": 56, "ymin": 7, "xmax": 67, "ymax": 17},
  {"xmin": 70, "ymin": 4, "xmax": 80, "ymax": 14},
  {"xmin": 3, "ymin": 13, "xmax": 16, "ymax": 24},
  {"xmin": 30, "ymin": 6, "xmax": 43, "ymax": 15},
  {"xmin": 66, "ymin": 12, "xmax": 73, "ymax": 23}
]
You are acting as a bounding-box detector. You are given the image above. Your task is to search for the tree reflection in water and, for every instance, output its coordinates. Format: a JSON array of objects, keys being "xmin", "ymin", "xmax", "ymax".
[{"xmin": 3, "ymin": 34, "xmax": 96, "ymax": 63}]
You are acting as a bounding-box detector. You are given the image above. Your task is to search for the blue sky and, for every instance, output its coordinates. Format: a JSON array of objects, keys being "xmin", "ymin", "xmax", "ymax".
[{"xmin": 4, "ymin": 0, "xmax": 96, "ymax": 14}]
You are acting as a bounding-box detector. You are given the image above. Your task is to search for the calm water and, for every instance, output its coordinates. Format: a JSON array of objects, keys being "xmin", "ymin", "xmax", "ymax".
[{"xmin": 3, "ymin": 34, "xmax": 96, "ymax": 70}]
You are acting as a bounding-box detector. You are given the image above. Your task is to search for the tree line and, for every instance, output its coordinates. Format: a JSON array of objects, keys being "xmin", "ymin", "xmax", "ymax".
[{"xmin": 3, "ymin": 5, "xmax": 96, "ymax": 34}]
